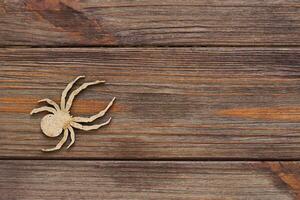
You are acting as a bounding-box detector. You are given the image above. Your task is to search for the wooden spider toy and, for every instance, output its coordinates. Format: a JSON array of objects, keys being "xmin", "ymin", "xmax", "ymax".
[{"xmin": 30, "ymin": 76, "xmax": 116, "ymax": 152}]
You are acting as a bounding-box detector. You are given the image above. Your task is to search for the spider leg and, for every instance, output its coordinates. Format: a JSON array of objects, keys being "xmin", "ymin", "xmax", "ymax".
[
  {"xmin": 70, "ymin": 118, "xmax": 112, "ymax": 131},
  {"xmin": 30, "ymin": 106, "xmax": 56, "ymax": 115},
  {"xmin": 66, "ymin": 126, "xmax": 75, "ymax": 149},
  {"xmin": 73, "ymin": 97, "xmax": 116, "ymax": 123},
  {"xmin": 65, "ymin": 80, "xmax": 105, "ymax": 111},
  {"xmin": 61, "ymin": 76, "xmax": 85, "ymax": 110},
  {"xmin": 38, "ymin": 98, "xmax": 60, "ymax": 111},
  {"xmin": 42, "ymin": 129, "xmax": 69, "ymax": 152}
]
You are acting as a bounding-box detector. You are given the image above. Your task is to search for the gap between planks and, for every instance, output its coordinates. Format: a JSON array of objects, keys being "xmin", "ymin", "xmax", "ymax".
[
  {"xmin": 1, "ymin": 157, "xmax": 300, "ymax": 162},
  {"xmin": 2, "ymin": 45, "xmax": 300, "ymax": 49}
]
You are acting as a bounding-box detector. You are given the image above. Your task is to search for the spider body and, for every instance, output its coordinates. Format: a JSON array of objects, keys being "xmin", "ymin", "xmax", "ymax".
[
  {"xmin": 41, "ymin": 111, "xmax": 71, "ymax": 137},
  {"xmin": 30, "ymin": 76, "xmax": 115, "ymax": 152}
]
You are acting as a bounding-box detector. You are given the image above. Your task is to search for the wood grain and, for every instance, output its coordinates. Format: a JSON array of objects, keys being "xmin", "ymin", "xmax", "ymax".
[
  {"xmin": 1, "ymin": 47, "xmax": 300, "ymax": 159},
  {"xmin": 1, "ymin": 0, "xmax": 300, "ymax": 46},
  {"xmin": 1, "ymin": 160, "xmax": 300, "ymax": 200}
]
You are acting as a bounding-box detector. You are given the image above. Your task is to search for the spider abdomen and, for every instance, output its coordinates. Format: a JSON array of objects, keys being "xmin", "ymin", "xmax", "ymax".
[{"xmin": 41, "ymin": 111, "xmax": 72, "ymax": 138}]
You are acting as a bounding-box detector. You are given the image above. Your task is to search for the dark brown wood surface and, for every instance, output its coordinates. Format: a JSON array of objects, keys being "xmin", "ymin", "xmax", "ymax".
[
  {"xmin": 1, "ymin": 0, "xmax": 300, "ymax": 46},
  {"xmin": 1, "ymin": 1, "xmax": 300, "ymax": 199},
  {"xmin": 1, "ymin": 161, "xmax": 300, "ymax": 200},
  {"xmin": 1, "ymin": 47, "xmax": 300, "ymax": 159}
]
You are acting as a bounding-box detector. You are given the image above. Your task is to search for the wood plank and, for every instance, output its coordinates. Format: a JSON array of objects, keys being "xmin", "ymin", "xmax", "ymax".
[
  {"xmin": 1, "ymin": 47, "xmax": 300, "ymax": 159},
  {"xmin": 1, "ymin": 161, "xmax": 300, "ymax": 199},
  {"xmin": 1, "ymin": 0, "xmax": 300, "ymax": 46}
]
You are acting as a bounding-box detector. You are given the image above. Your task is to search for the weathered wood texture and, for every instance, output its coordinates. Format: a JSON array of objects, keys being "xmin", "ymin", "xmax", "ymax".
[
  {"xmin": 1, "ymin": 161, "xmax": 300, "ymax": 200},
  {"xmin": 1, "ymin": 0, "xmax": 300, "ymax": 46},
  {"xmin": 1, "ymin": 47, "xmax": 300, "ymax": 159}
]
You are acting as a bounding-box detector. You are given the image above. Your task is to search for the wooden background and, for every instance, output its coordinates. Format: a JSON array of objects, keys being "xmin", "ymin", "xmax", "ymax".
[{"xmin": 1, "ymin": 0, "xmax": 300, "ymax": 199}]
